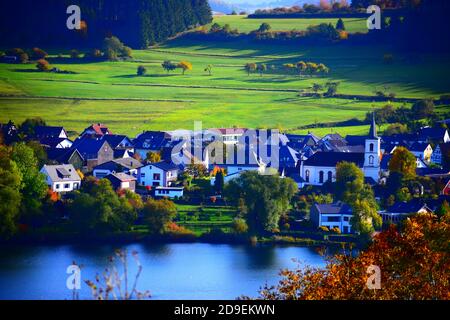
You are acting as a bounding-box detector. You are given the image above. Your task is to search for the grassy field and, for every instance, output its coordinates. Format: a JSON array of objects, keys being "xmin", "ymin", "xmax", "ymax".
[
  {"xmin": 211, "ymin": 15, "xmax": 369, "ymax": 34},
  {"xmin": 175, "ymin": 204, "xmax": 236, "ymax": 235},
  {"xmin": 1, "ymin": 27, "xmax": 449, "ymax": 138}
]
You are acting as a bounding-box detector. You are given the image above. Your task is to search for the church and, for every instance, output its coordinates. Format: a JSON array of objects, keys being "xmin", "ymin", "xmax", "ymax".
[{"xmin": 299, "ymin": 114, "xmax": 381, "ymax": 186}]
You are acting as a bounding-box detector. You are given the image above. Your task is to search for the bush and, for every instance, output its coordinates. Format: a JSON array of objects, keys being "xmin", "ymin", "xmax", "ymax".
[
  {"xmin": 70, "ymin": 49, "xmax": 80, "ymax": 59},
  {"xmin": 103, "ymin": 36, "xmax": 132, "ymax": 61},
  {"xmin": 87, "ymin": 49, "xmax": 102, "ymax": 59},
  {"xmin": 31, "ymin": 48, "xmax": 48, "ymax": 60},
  {"xmin": 137, "ymin": 65, "xmax": 147, "ymax": 76},
  {"xmin": 331, "ymin": 227, "xmax": 341, "ymax": 234},
  {"xmin": 319, "ymin": 226, "xmax": 329, "ymax": 232},
  {"xmin": 36, "ymin": 59, "xmax": 51, "ymax": 72},
  {"xmin": 232, "ymin": 218, "xmax": 249, "ymax": 234}
]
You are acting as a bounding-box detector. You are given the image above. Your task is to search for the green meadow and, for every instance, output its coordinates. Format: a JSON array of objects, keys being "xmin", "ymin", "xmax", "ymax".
[
  {"xmin": 1, "ymin": 18, "xmax": 449, "ymax": 138},
  {"xmin": 211, "ymin": 15, "xmax": 369, "ymax": 34}
]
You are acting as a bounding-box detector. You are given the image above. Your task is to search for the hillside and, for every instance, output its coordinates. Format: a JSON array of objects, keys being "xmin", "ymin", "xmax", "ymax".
[{"xmin": 0, "ymin": 0, "xmax": 212, "ymax": 48}]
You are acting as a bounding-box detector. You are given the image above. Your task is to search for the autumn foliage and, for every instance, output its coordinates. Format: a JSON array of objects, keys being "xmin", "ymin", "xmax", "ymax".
[{"xmin": 256, "ymin": 213, "xmax": 450, "ymax": 300}]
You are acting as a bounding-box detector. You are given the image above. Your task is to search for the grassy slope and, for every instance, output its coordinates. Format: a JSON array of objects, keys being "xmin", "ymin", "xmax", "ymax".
[
  {"xmin": 1, "ymin": 20, "xmax": 449, "ymax": 138},
  {"xmin": 211, "ymin": 15, "xmax": 369, "ymax": 34}
]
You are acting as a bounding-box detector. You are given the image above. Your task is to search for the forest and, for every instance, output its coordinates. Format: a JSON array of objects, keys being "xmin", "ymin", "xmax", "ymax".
[{"xmin": 0, "ymin": 0, "xmax": 213, "ymax": 48}]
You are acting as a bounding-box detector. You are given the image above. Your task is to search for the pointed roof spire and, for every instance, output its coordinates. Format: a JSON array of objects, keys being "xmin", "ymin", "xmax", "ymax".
[{"xmin": 369, "ymin": 112, "xmax": 378, "ymax": 139}]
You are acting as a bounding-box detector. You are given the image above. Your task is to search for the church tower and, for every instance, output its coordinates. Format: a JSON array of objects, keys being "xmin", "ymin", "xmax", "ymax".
[{"xmin": 363, "ymin": 113, "xmax": 381, "ymax": 182}]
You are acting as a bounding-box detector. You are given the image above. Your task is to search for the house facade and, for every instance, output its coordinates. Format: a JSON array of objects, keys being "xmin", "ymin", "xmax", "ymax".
[
  {"xmin": 138, "ymin": 162, "xmax": 178, "ymax": 187},
  {"xmin": 310, "ymin": 202, "xmax": 353, "ymax": 233},
  {"xmin": 71, "ymin": 138, "xmax": 114, "ymax": 171},
  {"xmin": 105, "ymin": 173, "xmax": 136, "ymax": 192},
  {"xmin": 93, "ymin": 158, "xmax": 142, "ymax": 179},
  {"xmin": 378, "ymin": 201, "xmax": 434, "ymax": 225},
  {"xmin": 40, "ymin": 164, "xmax": 81, "ymax": 193},
  {"xmin": 154, "ymin": 186, "xmax": 184, "ymax": 199}
]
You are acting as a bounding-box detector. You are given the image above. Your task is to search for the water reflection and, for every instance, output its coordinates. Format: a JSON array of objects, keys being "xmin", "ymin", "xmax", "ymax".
[{"xmin": 0, "ymin": 243, "xmax": 327, "ymax": 300}]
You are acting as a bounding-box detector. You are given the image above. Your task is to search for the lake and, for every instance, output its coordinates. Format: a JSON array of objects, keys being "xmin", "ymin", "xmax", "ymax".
[{"xmin": 0, "ymin": 243, "xmax": 327, "ymax": 300}]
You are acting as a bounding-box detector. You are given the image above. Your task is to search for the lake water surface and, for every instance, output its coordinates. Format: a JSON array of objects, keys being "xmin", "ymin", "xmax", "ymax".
[{"xmin": 0, "ymin": 243, "xmax": 327, "ymax": 300}]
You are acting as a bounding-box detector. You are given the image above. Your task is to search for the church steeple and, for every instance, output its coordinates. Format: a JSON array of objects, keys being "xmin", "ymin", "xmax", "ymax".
[{"xmin": 368, "ymin": 112, "xmax": 378, "ymax": 139}]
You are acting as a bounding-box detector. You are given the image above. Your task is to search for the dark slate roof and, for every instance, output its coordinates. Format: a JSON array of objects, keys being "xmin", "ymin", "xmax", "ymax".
[
  {"xmin": 314, "ymin": 202, "xmax": 353, "ymax": 215},
  {"xmin": 46, "ymin": 148, "xmax": 83, "ymax": 163},
  {"xmin": 39, "ymin": 137, "xmax": 71, "ymax": 148},
  {"xmin": 94, "ymin": 158, "xmax": 142, "ymax": 171},
  {"xmin": 418, "ymin": 127, "xmax": 448, "ymax": 142},
  {"xmin": 304, "ymin": 152, "xmax": 364, "ymax": 167},
  {"xmin": 144, "ymin": 161, "xmax": 179, "ymax": 172},
  {"xmin": 133, "ymin": 131, "xmax": 171, "ymax": 150},
  {"xmin": 408, "ymin": 142, "xmax": 431, "ymax": 152},
  {"xmin": 71, "ymin": 137, "xmax": 110, "ymax": 159},
  {"xmin": 387, "ymin": 200, "xmax": 431, "ymax": 214},
  {"xmin": 381, "ymin": 134, "xmax": 417, "ymax": 144},
  {"xmin": 345, "ymin": 135, "xmax": 366, "ymax": 146},
  {"xmin": 278, "ymin": 145, "xmax": 300, "ymax": 164},
  {"xmin": 416, "ymin": 167, "xmax": 449, "ymax": 176},
  {"xmin": 100, "ymin": 135, "xmax": 132, "ymax": 149},
  {"xmin": 35, "ymin": 126, "xmax": 65, "ymax": 139}
]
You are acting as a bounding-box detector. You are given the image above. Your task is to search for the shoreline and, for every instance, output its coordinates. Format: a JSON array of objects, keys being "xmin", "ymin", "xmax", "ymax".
[{"xmin": 0, "ymin": 232, "xmax": 358, "ymax": 248}]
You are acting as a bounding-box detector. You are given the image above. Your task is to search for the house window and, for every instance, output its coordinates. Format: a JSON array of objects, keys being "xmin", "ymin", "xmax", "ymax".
[
  {"xmin": 153, "ymin": 173, "xmax": 161, "ymax": 180},
  {"xmin": 64, "ymin": 183, "xmax": 70, "ymax": 189},
  {"xmin": 74, "ymin": 183, "xmax": 79, "ymax": 189},
  {"xmin": 370, "ymin": 143, "xmax": 374, "ymax": 152},
  {"xmin": 344, "ymin": 216, "xmax": 350, "ymax": 221},
  {"xmin": 327, "ymin": 171, "xmax": 332, "ymax": 182},
  {"xmin": 369, "ymin": 155, "xmax": 374, "ymax": 165},
  {"xmin": 55, "ymin": 184, "xmax": 60, "ymax": 189},
  {"xmin": 305, "ymin": 170, "xmax": 310, "ymax": 183},
  {"xmin": 319, "ymin": 171, "xmax": 324, "ymax": 184},
  {"xmin": 140, "ymin": 173, "xmax": 145, "ymax": 178},
  {"xmin": 153, "ymin": 182, "xmax": 160, "ymax": 187}
]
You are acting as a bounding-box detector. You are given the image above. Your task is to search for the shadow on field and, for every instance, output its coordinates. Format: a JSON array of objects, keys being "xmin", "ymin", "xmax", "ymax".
[{"xmin": 111, "ymin": 74, "xmax": 180, "ymax": 79}]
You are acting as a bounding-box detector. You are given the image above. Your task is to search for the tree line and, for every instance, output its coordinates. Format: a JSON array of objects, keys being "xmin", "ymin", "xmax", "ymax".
[{"xmin": 0, "ymin": 0, "xmax": 212, "ymax": 49}]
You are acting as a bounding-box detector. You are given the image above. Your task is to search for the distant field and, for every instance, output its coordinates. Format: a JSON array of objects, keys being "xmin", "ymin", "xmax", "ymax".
[
  {"xmin": 211, "ymin": 15, "xmax": 369, "ymax": 34},
  {"xmin": 1, "ymin": 32, "xmax": 449, "ymax": 138}
]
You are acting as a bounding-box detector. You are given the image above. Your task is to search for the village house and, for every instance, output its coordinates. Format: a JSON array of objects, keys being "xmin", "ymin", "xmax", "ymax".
[
  {"xmin": 46, "ymin": 148, "xmax": 84, "ymax": 170},
  {"xmin": 431, "ymin": 143, "xmax": 450, "ymax": 167},
  {"xmin": 417, "ymin": 127, "xmax": 449, "ymax": 144},
  {"xmin": 0, "ymin": 121, "xmax": 18, "ymax": 144},
  {"xmin": 98, "ymin": 134, "xmax": 134, "ymax": 158},
  {"xmin": 310, "ymin": 202, "xmax": 353, "ymax": 234},
  {"xmin": 138, "ymin": 161, "xmax": 179, "ymax": 187},
  {"xmin": 154, "ymin": 186, "xmax": 184, "ymax": 199},
  {"xmin": 71, "ymin": 137, "xmax": 114, "ymax": 171},
  {"xmin": 40, "ymin": 164, "xmax": 81, "ymax": 193},
  {"xmin": 408, "ymin": 142, "xmax": 433, "ymax": 163},
  {"xmin": 133, "ymin": 131, "xmax": 172, "ymax": 159},
  {"xmin": 34, "ymin": 126, "xmax": 68, "ymax": 140},
  {"xmin": 80, "ymin": 123, "xmax": 112, "ymax": 138},
  {"xmin": 105, "ymin": 172, "xmax": 136, "ymax": 192},
  {"xmin": 93, "ymin": 158, "xmax": 142, "ymax": 179},
  {"xmin": 213, "ymin": 128, "xmax": 247, "ymax": 145},
  {"xmin": 378, "ymin": 201, "xmax": 434, "ymax": 225}
]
